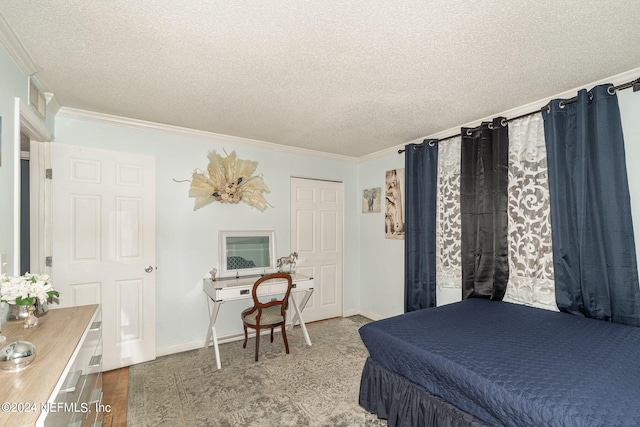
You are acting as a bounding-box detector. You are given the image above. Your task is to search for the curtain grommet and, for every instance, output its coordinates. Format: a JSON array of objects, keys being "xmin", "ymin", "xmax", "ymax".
[
  {"xmin": 559, "ymin": 101, "xmax": 566, "ymax": 109},
  {"xmin": 607, "ymin": 86, "xmax": 616, "ymax": 95},
  {"xmin": 428, "ymin": 140, "xmax": 436, "ymax": 147}
]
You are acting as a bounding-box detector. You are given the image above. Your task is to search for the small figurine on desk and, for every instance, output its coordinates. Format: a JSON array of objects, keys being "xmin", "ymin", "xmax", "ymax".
[
  {"xmin": 209, "ymin": 267, "xmax": 217, "ymax": 281},
  {"xmin": 276, "ymin": 252, "xmax": 298, "ymax": 273}
]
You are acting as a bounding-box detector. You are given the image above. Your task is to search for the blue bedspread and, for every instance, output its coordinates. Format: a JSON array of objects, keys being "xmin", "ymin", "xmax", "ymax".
[{"xmin": 359, "ymin": 299, "xmax": 640, "ymax": 426}]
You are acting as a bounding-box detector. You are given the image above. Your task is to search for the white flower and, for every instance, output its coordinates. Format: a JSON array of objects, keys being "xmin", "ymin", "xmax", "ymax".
[{"xmin": 0, "ymin": 272, "xmax": 58, "ymax": 306}]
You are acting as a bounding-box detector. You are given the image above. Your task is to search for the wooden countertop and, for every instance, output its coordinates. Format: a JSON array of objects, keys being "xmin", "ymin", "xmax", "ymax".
[{"xmin": 0, "ymin": 305, "xmax": 98, "ymax": 427}]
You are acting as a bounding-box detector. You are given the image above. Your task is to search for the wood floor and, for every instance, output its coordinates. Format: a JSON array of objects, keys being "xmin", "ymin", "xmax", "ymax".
[{"xmin": 102, "ymin": 368, "xmax": 129, "ymax": 427}]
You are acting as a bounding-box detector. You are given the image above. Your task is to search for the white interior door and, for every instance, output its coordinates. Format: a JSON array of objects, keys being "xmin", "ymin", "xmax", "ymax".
[
  {"xmin": 51, "ymin": 143, "xmax": 156, "ymax": 370},
  {"xmin": 290, "ymin": 177, "xmax": 343, "ymax": 322}
]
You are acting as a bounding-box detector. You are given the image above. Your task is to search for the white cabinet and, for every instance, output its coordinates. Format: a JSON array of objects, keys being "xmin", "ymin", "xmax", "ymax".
[
  {"xmin": 40, "ymin": 308, "xmax": 103, "ymax": 427},
  {"xmin": 0, "ymin": 305, "xmax": 102, "ymax": 427}
]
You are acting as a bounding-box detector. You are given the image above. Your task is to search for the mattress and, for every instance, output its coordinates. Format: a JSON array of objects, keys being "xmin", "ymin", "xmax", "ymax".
[{"xmin": 359, "ymin": 298, "xmax": 640, "ymax": 426}]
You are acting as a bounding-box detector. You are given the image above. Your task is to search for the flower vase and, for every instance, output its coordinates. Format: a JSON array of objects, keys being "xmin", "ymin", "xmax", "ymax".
[
  {"xmin": 23, "ymin": 305, "xmax": 38, "ymax": 328},
  {"xmin": 16, "ymin": 305, "xmax": 28, "ymax": 320}
]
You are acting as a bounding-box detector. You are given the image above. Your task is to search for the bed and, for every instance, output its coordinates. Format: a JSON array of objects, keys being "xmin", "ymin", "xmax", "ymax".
[{"xmin": 358, "ymin": 298, "xmax": 640, "ymax": 426}]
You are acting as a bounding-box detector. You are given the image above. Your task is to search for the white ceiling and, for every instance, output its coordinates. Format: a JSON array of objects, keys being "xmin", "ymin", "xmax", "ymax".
[{"xmin": 1, "ymin": 1, "xmax": 640, "ymax": 158}]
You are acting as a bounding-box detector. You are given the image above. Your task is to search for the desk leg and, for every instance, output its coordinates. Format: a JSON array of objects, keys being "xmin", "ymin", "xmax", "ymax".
[
  {"xmin": 204, "ymin": 298, "xmax": 223, "ymax": 370},
  {"xmin": 288, "ymin": 289, "xmax": 313, "ymax": 347}
]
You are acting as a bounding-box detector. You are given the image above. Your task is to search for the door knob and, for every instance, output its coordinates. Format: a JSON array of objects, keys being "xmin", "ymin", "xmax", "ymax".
[{"xmin": 145, "ymin": 265, "xmax": 154, "ymax": 273}]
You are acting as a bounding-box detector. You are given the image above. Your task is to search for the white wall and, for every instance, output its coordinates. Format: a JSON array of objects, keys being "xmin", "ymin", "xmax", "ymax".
[
  {"xmin": 357, "ymin": 152, "xmax": 405, "ymax": 319},
  {"xmin": 54, "ymin": 116, "xmax": 361, "ymax": 354},
  {"xmin": 0, "ymin": 44, "xmax": 27, "ymax": 276}
]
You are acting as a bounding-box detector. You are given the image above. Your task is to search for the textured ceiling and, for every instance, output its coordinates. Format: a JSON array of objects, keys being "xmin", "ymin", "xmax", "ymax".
[{"xmin": 1, "ymin": 1, "xmax": 640, "ymax": 157}]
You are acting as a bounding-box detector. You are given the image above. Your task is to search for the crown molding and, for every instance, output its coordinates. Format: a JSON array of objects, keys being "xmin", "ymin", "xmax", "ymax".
[
  {"xmin": 45, "ymin": 93, "xmax": 61, "ymax": 116},
  {"xmin": 20, "ymin": 100, "xmax": 53, "ymax": 141},
  {"xmin": 56, "ymin": 107, "xmax": 359, "ymax": 163},
  {"xmin": 0, "ymin": 12, "xmax": 41, "ymax": 76}
]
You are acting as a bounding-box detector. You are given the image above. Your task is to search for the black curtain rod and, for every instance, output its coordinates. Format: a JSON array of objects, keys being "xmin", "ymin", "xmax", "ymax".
[{"xmin": 398, "ymin": 77, "xmax": 640, "ymax": 154}]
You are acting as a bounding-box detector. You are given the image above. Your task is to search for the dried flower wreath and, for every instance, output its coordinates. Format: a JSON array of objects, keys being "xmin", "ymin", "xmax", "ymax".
[{"xmin": 185, "ymin": 150, "xmax": 270, "ymax": 211}]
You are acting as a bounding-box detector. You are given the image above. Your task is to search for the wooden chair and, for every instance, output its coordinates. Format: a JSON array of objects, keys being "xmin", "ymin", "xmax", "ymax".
[{"xmin": 241, "ymin": 272, "xmax": 293, "ymax": 361}]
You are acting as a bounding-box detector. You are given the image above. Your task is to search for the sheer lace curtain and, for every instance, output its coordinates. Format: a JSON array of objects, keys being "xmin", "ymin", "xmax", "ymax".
[
  {"xmin": 505, "ymin": 114, "xmax": 555, "ymax": 309},
  {"xmin": 436, "ymin": 114, "xmax": 556, "ymax": 310},
  {"xmin": 436, "ymin": 137, "xmax": 462, "ymax": 295}
]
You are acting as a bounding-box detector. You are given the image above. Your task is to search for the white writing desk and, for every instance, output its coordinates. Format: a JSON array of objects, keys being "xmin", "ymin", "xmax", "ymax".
[{"xmin": 203, "ymin": 273, "xmax": 314, "ymax": 369}]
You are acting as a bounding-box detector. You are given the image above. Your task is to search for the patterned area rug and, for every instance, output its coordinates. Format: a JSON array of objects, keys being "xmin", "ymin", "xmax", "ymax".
[{"xmin": 127, "ymin": 316, "xmax": 386, "ymax": 426}]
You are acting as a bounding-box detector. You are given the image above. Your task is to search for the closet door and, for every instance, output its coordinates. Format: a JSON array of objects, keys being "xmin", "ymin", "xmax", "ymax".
[{"xmin": 290, "ymin": 177, "xmax": 343, "ymax": 322}]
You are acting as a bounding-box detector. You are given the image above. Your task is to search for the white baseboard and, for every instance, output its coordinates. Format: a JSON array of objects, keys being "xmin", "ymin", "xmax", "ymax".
[
  {"xmin": 157, "ymin": 340, "xmax": 204, "ymax": 358},
  {"xmin": 342, "ymin": 308, "xmax": 382, "ymax": 321},
  {"xmin": 156, "ymin": 312, "xmax": 388, "ymax": 358},
  {"xmin": 156, "ymin": 325, "xmax": 293, "ymax": 358},
  {"xmin": 356, "ymin": 309, "xmax": 383, "ymax": 321},
  {"xmin": 342, "ymin": 308, "xmax": 360, "ymax": 317}
]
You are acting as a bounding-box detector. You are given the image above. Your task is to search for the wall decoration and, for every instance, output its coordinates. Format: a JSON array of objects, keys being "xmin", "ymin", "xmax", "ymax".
[
  {"xmin": 362, "ymin": 187, "xmax": 381, "ymax": 213},
  {"xmin": 185, "ymin": 150, "xmax": 270, "ymax": 211},
  {"xmin": 385, "ymin": 168, "xmax": 405, "ymax": 239}
]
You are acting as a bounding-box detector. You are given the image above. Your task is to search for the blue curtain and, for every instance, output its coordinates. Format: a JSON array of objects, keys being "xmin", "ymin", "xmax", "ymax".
[
  {"xmin": 543, "ymin": 84, "xmax": 640, "ymax": 327},
  {"xmin": 404, "ymin": 140, "xmax": 438, "ymax": 312},
  {"xmin": 460, "ymin": 118, "xmax": 510, "ymax": 300}
]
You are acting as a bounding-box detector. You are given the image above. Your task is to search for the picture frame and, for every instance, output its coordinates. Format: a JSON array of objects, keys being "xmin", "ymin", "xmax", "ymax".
[
  {"xmin": 385, "ymin": 168, "xmax": 405, "ymax": 239},
  {"xmin": 362, "ymin": 187, "xmax": 381, "ymax": 213}
]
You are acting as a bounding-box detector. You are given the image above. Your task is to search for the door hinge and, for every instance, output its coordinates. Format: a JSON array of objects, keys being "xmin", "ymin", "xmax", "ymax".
[
  {"xmin": 45, "ymin": 168, "xmax": 53, "ymax": 179},
  {"xmin": 45, "ymin": 256, "xmax": 52, "ymax": 267}
]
